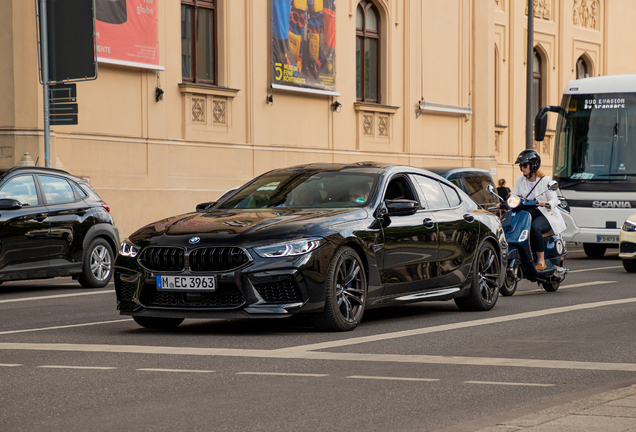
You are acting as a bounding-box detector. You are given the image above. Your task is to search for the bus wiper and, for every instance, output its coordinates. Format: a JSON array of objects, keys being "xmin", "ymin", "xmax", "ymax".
[
  {"xmin": 595, "ymin": 173, "xmax": 636, "ymax": 177},
  {"xmin": 558, "ymin": 179, "xmax": 588, "ymax": 189}
]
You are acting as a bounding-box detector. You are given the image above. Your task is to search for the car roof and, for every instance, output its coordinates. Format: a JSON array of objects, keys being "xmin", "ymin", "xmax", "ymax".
[
  {"xmin": 422, "ymin": 166, "xmax": 494, "ymax": 179},
  {"xmin": 0, "ymin": 166, "xmax": 81, "ymax": 182}
]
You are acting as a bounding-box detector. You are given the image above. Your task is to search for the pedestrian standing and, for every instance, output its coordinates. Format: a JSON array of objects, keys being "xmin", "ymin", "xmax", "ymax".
[{"xmin": 497, "ymin": 178, "xmax": 511, "ymax": 201}]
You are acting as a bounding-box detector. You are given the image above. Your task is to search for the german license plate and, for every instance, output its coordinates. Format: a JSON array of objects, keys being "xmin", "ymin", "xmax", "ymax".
[
  {"xmin": 597, "ymin": 235, "xmax": 619, "ymax": 243},
  {"xmin": 156, "ymin": 275, "xmax": 216, "ymax": 291}
]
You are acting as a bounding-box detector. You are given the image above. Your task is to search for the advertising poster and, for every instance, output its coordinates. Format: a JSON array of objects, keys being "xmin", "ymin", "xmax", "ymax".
[
  {"xmin": 272, "ymin": 0, "xmax": 338, "ymax": 95},
  {"xmin": 95, "ymin": 0, "xmax": 163, "ymax": 70}
]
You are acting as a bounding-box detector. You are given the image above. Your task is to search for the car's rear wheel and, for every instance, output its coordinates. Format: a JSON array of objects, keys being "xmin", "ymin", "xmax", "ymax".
[
  {"xmin": 583, "ymin": 243, "xmax": 606, "ymax": 258},
  {"xmin": 133, "ymin": 316, "xmax": 184, "ymax": 329},
  {"xmin": 78, "ymin": 238, "xmax": 113, "ymax": 288},
  {"xmin": 623, "ymin": 259, "xmax": 636, "ymax": 273},
  {"xmin": 455, "ymin": 242, "xmax": 500, "ymax": 311},
  {"xmin": 312, "ymin": 246, "xmax": 367, "ymax": 332}
]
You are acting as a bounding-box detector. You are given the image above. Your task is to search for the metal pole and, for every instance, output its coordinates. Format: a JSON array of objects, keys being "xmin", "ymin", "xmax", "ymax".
[
  {"xmin": 39, "ymin": 0, "xmax": 51, "ymax": 167},
  {"xmin": 526, "ymin": 1, "xmax": 534, "ymax": 150}
]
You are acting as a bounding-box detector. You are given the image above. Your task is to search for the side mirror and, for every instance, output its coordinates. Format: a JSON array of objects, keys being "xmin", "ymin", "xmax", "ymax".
[
  {"xmin": 487, "ymin": 184, "xmax": 503, "ymax": 201},
  {"xmin": 385, "ymin": 199, "xmax": 419, "ymax": 216},
  {"xmin": 535, "ymin": 105, "xmax": 568, "ymax": 142},
  {"xmin": 196, "ymin": 201, "xmax": 216, "ymax": 212},
  {"xmin": 548, "ymin": 180, "xmax": 559, "ymax": 191},
  {"xmin": 0, "ymin": 199, "xmax": 23, "ymax": 210}
]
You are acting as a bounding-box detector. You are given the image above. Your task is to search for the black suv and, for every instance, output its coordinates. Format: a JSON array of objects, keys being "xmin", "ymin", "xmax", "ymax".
[{"xmin": 0, "ymin": 167, "xmax": 119, "ymax": 288}]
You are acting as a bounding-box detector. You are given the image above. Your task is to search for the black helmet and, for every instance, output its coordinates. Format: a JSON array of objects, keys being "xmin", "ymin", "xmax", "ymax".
[{"xmin": 515, "ymin": 149, "xmax": 541, "ymax": 173}]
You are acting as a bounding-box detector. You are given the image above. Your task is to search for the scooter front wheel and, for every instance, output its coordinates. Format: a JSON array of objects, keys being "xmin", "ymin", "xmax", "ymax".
[{"xmin": 500, "ymin": 267, "xmax": 519, "ymax": 296}]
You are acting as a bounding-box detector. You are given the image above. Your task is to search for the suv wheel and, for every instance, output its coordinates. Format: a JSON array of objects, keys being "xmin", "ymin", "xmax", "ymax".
[{"xmin": 79, "ymin": 238, "xmax": 114, "ymax": 288}]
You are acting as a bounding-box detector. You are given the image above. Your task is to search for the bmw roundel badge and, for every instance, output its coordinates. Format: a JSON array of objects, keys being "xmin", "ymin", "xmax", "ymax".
[{"xmin": 189, "ymin": 236, "xmax": 201, "ymax": 244}]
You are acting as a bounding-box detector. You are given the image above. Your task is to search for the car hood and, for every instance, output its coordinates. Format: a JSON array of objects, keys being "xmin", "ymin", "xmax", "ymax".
[{"xmin": 129, "ymin": 207, "xmax": 369, "ymax": 247}]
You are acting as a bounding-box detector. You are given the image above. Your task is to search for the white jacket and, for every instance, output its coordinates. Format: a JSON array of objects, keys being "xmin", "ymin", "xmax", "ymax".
[{"xmin": 511, "ymin": 174, "xmax": 567, "ymax": 234}]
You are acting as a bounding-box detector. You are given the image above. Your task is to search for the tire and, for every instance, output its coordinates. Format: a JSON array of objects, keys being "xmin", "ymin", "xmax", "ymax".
[
  {"xmin": 78, "ymin": 238, "xmax": 114, "ymax": 288},
  {"xmin": 500, "ymin": 266, "xmax": 519, "ymax": 296},
  {"xmin": 455, "ymin": 242, "xmax": 500, "ymax": 311},
  {"xmin": 133, "ymin": 316, "xmax": 184, "ymax": 329},
  {"xmin": 623, "ymin": 259, "xmax": 636, "ymax": 273},
  {"xmin": 542, "ymin": 280, "xmax": 560, "ymax": 292},
  {"xmin": 312, "ymin": 246, "xmax": 367, "ymax": 332},
  {"xmin": 583, "ymin": 243, "xmax": 606, "ymax": 258}
]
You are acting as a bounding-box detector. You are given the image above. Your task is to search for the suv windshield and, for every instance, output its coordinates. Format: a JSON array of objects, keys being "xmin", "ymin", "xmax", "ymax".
[{"xmin": 218, "ymin": 171, "xmax": 378, "ymax": 209}]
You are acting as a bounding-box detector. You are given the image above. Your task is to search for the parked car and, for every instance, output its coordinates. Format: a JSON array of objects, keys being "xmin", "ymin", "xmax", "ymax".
[
  {"xmin": 423, "ymin": 167, "xmax": 499, "ymax": 212},
  {"xmin": 619, "ymin": 213, "xmax": 636, "ymax": 272},
  {"xmin": 0, "ymin": 166, "xmax": 119, "ymax": 287},
  {"xmin": 115, "ymin": 162, "xmax": 506, "ymax": 331}
]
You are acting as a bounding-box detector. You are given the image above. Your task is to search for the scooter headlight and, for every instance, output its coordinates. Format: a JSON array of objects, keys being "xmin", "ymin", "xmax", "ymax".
[{"xmin": 507, "ymin": 196, "xmax": 521, "ymax": 209}]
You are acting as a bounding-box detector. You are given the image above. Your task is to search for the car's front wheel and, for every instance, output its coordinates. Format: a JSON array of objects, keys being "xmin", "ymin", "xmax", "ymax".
[
  {"xmin": 312, "ymin": 246, "xmax": 367, "ymax": 332},
  {"xmin": 455, "ymin": 242, "xmax": 500, "ymax": 311},
  {"xmin": 623, "ymin": 259, "xmax": 636, "ymax": 273},
  {"xmin": 78, "ymin": 238, "xmax": 114, "ymax": 288},
  {"xmin": 133, "ymin": 316, "xmax": 184, "ymax": 329}
]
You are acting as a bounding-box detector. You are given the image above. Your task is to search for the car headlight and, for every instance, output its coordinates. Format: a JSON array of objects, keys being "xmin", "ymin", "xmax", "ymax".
[
  {"xmin": 254, "ymin": 237, "xmax": 326, "ymax": 258},
  {"xmin": 507, "ymin": 196, "xmax": 521, "ymax": 209},
  {"xmin": 119, "ymin": 238, "xmax": 141, "ymax": 257},
  {"xmin": 623, "ymin": 220, "xmax": 636, "ymax": 232}
]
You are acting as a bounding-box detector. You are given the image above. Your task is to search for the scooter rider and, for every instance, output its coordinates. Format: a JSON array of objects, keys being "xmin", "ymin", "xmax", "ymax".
[{"xmin": 507, "ymin": 149, "xmax": 566, "ymax": 270}]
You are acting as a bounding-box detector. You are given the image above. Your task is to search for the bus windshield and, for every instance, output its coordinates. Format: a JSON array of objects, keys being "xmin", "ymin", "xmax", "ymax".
[{"xmin": 554, "ymin": 92, "xmax": 636, "ymax": 185}]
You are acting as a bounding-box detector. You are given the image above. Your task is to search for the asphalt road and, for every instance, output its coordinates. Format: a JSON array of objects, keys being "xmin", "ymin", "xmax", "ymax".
[{"xmin": 1, "ymin": 245, "xmax": 635, "ymax": 432}]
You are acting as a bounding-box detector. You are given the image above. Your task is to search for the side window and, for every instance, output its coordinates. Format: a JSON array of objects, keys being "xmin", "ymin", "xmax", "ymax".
[
  {"xmin": 72, "ymin": 182, "xmax": 88, "ymax": 199},
  {"xmin": 384, "ymin": 177, "xmax": 417, "ymax": 201},
  {"xmin": 39, "ymin": 175, "xmax": 76, "ymax": 205},
  {"xmin": 413, "ymin": 175, "xmax": 450, "ymax": 210},
  {"xmin": 0, "ymin": 175, "xmax": 39, "ymax": 206},
  {"xmin": 441, "ymin": 183, "xmax": 461, "ymax": 207},
  {"xmin": 463, "ymin": 175, "xmax": 494, "ymax": 205}
]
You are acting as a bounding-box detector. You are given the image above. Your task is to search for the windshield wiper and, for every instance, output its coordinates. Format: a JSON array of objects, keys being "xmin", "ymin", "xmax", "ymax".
[
  {"xmin": 595, "ymin": 173, "xmax": 636, "ymax": 177},
  {"xmin": 558, "ymin": 179, "xmax": 588, "ymax": 189}
]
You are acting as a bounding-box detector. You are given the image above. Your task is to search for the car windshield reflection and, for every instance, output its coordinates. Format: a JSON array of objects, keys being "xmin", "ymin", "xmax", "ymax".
[{"xmin": 218, "ymin": 172, "xmax": 379, "ymax": 209}]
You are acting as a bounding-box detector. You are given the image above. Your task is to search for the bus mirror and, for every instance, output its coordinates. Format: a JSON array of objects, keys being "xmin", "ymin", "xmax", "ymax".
[{"xmin": 534, "ymin": 106, "xmax": 550, "ymax": 142}]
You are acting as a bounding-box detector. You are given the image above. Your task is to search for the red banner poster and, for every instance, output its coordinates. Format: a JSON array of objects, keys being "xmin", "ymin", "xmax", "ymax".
[{"xmin": 95, "ymin": 0, "xmax": 163, "ymax": 70}]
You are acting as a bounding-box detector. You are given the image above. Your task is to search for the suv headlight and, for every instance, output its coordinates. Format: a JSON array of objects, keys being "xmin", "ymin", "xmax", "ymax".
[
  {"xmin": 119, "ymin": 238, "xmax": 141, "ymax": 257},
  {"xmin": 623, "ymin": 220, "xmax": 636, "ymax": 232},
  {"xmin": 507, "ymin": 196, "xmax": 521, "ymax": 209},
  {"xmin": 254, "ymin": 237, "xmax": 326, "ymax": 258}
]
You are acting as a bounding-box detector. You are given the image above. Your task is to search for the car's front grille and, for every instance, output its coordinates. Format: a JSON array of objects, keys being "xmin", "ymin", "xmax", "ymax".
[
  {"xmin": 254, "ymin": 279, "xmax": 302, "ymax": 304},
  {"xmin": 620, "ymin": 241, "xmax": 636, "ymax": 254},
  {"xmin": 139, "ymin": 247, "xmax": 185, "ymax": 272},
  {"xmin": 141, "ymin": 281, "xmax": 245, "ymax": 308},
  {"xmin": 189, "ymin": 247, "xmax": 250, "ymax": 272}
]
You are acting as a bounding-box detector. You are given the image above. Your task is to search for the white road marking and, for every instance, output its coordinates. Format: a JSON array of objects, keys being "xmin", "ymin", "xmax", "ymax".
[
  {"xmin": 514, "ymin": 281, "xmax": 616, "ymax": 296},
  {"xmin": 0, "ymin": 290, "xmax": 114, "ymax": 304},
  {"xmin": 465, "ymin": 380, "xmax": 555, "ymax": 387},
  {"xmin": 137, "ymin": 368, "xmax": 215, "ymax": 373},
  {"xmin": 0, "ymin": 319, "xmax": 133, "ymax": 335},
  {"xmin": 236, "ymin": 372, "xmax": 328, "ymax": 377},
  {"xmin": 0, "ymin": 363, "xmax": 22, "ymax": 367},
  {"xmin": 348, "ymin": 375, "xmax": 439, "ymax": 382},
  {"xmin": 38, "ymin": 365, "xmax": 116, "ymax": 370},
  {"xmin": 569, "ymin": 266, "xmax": 623, "ymax": 273}
]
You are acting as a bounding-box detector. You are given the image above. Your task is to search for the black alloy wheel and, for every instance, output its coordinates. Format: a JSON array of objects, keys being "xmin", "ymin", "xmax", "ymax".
[
  {"xmin": 623, "ymin": 259, "xmax": 636, "ymax": 273},
  {"xmin": 583, "ymin": 243, "xmax": 606, "ymax": 258},
  {"xmin": 455, "ymin": 242, "xmax": 500, "ymax": 311},
  {"xmin": 78, "ymin": 238, "xmax": 114, "ymax": 288},
  {"xmin": 312, "ymin": 246, "xmax": 367, "ymax": 331},
  {"xmin": 133, "ymin": 316, "xmax": 185, "ymax": 329}
]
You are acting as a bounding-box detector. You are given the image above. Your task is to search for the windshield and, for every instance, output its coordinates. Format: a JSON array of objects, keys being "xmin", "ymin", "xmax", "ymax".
[
  {"xmin": 218, "ymin": 171, "xmax": 378, "ymax": 209},
  {"xmin": 554, "ymin": 92, "xmax": 636, "ymax": 185}
]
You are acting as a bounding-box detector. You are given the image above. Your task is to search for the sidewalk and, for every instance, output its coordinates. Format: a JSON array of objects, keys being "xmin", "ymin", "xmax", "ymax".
[{"xmin": 477, "ymin": 384, "xmax": 636, "ymax": 432}]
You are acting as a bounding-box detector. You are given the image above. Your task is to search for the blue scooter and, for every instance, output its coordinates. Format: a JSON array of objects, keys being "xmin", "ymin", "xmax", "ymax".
[{"xmin": 488, "ymin": 182, "xmax": 568, "ymax": 296}]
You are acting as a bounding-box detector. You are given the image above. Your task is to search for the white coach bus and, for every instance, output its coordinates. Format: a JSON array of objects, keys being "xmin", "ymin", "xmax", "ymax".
[{"xmin": 535, "ymin": 74, "xmax": 636, "ymax": 258}]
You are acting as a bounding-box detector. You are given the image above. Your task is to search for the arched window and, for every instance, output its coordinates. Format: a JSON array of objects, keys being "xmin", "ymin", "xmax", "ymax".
[
  {"xmin": 531, "ymin": 48, "xmax": 543, "ymax": 123},
  {"xmin": 356, "ymin": 1, "xmax": 380, "ymax": 103},
  {"xmin": 576, "ymin": 56, "xmax": 590, "ymax": 79}
]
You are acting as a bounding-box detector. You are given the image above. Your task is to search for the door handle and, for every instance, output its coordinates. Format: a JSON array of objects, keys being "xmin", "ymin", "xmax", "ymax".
[
  {"xmin": 463, "ymin": 214, "xmax": 475, "ymax": 222},
  {"xmin": 31, "ymin": 214, "xmax": 47, "ymax": 223},
  {"xmin": 423, "ymin": 218, "xmax": 436, "ymax": 229},
  {"xmin": 75, "ymin": 209, "xmax": 87, "ymax": 216}
]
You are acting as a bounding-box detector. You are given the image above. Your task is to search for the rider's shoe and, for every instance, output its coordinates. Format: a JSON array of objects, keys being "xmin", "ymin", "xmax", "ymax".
[{"xmin": 536, "ymin": 262, "xmax": 547, "ymax": 271}]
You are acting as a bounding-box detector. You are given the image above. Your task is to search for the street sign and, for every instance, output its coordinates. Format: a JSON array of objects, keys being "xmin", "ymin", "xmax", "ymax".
[{"xmin": 49, "ymin": 83, "xmax": 78, "ymax": 125}]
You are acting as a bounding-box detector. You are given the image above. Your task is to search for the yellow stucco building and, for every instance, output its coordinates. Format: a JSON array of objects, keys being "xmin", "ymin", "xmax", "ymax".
[{"xmin": 1, "ymin": 0, "xmax": 635, "ymax": 238}]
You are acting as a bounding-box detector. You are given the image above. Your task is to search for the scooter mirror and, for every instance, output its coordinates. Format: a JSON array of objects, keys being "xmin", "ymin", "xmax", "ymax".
[
  {"xmin": 548, "ymin": 180, "xmax": 559, "ymax": 191},
  {"xmin": 487, "ymin": 184, "xmax": 495, "ymax": 194}
]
